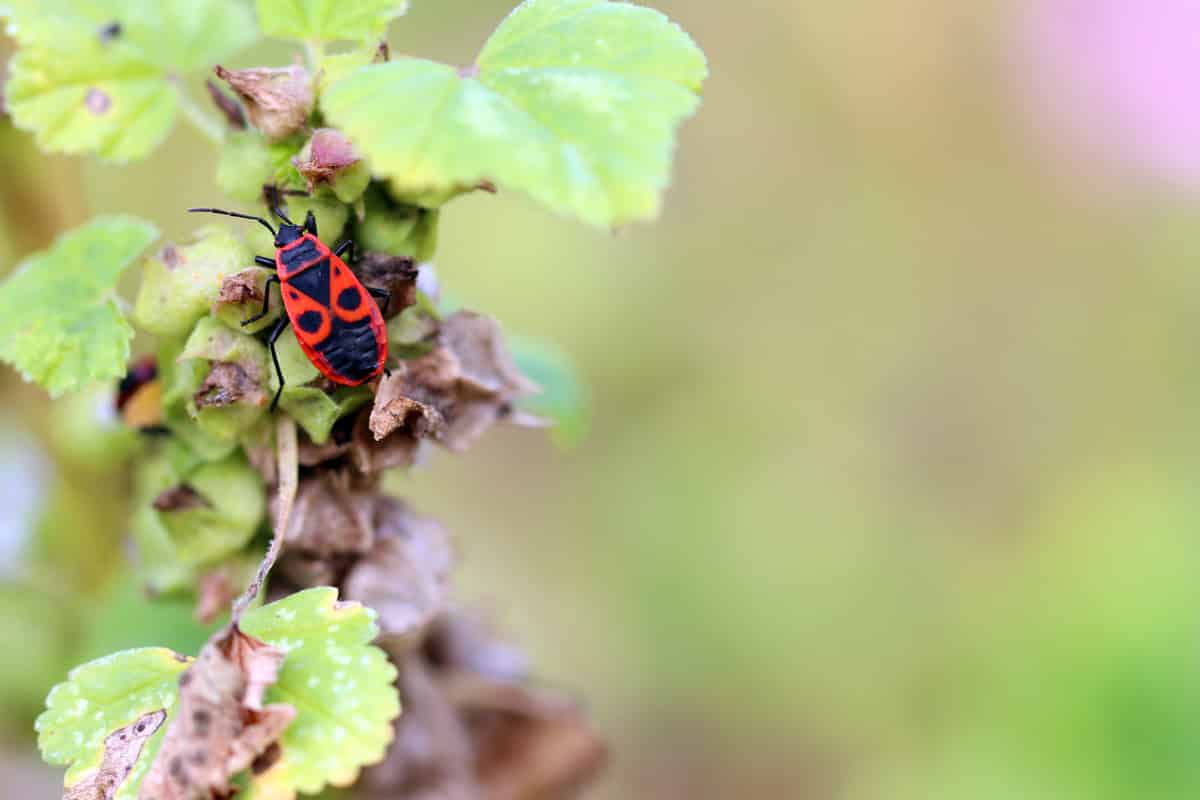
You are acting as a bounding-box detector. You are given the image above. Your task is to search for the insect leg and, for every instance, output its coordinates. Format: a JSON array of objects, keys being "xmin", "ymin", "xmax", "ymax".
[
  {"xmin": 267, "ymin": 314, "xmax": 291, "ymax": 412},
  {"xmin": 333, "ymin": 239, "xmax": 356, "ymax": 262},
  {"xmin": 367, "ymin": 286, "xmax": 390, "ymax": 317},
  {"xmin": 241, "ymin": 274, "xmax": 279, "ymax": 326},
  {"xmin": 254, "ymin": 255, "xmax": 275, "ymax": 268}
]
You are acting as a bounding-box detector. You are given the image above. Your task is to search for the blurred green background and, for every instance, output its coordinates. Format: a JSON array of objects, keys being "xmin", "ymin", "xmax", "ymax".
[{"xmin": 8, "ymin": 1, "xmax": 1200, "ymax": 797}]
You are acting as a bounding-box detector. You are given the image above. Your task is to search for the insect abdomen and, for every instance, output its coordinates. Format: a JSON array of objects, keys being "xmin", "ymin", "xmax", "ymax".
[{"xmin": 315, "ymin": 317, "xmax": 382, "ymax": 384}]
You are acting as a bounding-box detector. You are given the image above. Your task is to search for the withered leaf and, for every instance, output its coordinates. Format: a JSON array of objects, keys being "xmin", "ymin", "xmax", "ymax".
[
  {"xmin": 194, "ymin": 569, "xmax": 236, "ymax": 625},
  {"xmin": 355, "ymin": 253, "xmax": 418, "ymax": 320},
  {"xmin": 369, "ymin": 371, "xmax": 445, "ymax": 442},
  {"xmin": 139, "ymin": 626, "xmax": 294, "ymax": 800},
  {"xmin": 64, "ymin": 709, "xmax": 166, "ymax": 800},
  {"xmin": 362, "ymin": 661, "xmax": 479, "ymax": 799},
  {"xmin": 204, "ymin": 79, "xmax": 247, "ymax": 130},
  {"xmin": 471, "ymin": 696, "xmax": 608, "ymax": 800},
  {"xmin": 344, "ymin": 498, "xmax": 453, "ymax": 645},
  {"xmin": 152, "ymin": 485, "xmax": 211, "ymax": 512},
  {"xmin": 275, "ymin": 471, "xmax": 376, "ymax": 558},
  {"xmin": 274, "ymin": 549, "xmax": 351, "ymax": 590},
  {"xmin": 214, "ymin": 65, "xmax": 313, "ymax": 141},
  {"xmin": 350, "ymin": 405, "xmax": 430, "ymax": 473},
  {"xmin": 440, "ymin": 312, "xmax": 538, "ymax": 398},
  {"xmin": 296, "ymin": 417, "xmax": 354, "ymax": 467},
  {"xmin": 440, "ymin": 670, "xmax": 607, "ymax": 800},
  {"xmin": 194, "ymin": 361, "xmax": 266, "ymax": 408},
  {"xmin": 366, "ymin": 311, "xmax": 539, "ymax": 455},
  {"xmin": 425, "ymin": 610, "xmax": 529, "ymax": 684},
  {"xmin": 215, "ymin": 270, "xmax": 263, "ymax": 306},
  {"xmin": 292, "ymin": 128, "xmax": 360, "ymax": 191}
]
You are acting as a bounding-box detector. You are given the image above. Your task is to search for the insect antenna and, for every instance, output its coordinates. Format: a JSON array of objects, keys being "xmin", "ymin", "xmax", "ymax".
[
  {"xmin": 187, "ymin": 207, "xmax": 276, "ymax": 237},
  {"xmin": 271, "ymin": 206, "xmax": 296, "ymax": 226}
]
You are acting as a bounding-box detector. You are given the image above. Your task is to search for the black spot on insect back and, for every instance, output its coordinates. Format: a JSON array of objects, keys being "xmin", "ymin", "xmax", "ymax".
[
  {"xmin": 338, "ymin": 287, "xmax": 361, "ymax": 310},
  {"xmin": 297, "ymin": 310, "xmax": 323, "ymax": 334}
]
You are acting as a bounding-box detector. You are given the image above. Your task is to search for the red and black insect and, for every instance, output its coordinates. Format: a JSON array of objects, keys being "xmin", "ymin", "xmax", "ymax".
[{"xmin": 188, "ymin": 206, "xmax": 390, "ymax": 410}]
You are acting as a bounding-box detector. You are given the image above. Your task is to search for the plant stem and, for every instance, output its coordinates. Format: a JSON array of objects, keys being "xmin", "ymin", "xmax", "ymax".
[
  {"xmin": 176, "ymin": 86, "xmax": 225, "ymax": 145},
  {"xmin": 305, "ymin": 39, "xmax": 324, "ymax": 70}
]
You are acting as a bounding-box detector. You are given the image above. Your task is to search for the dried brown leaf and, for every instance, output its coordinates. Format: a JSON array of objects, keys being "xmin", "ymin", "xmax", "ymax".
[
  {"xmin": 440, "ymin": 312, "xmax": 538, "ymax": 398},
  {"xmin": 440, "ymin": 671, "xmax": 606, "ymax": 800},
  {"xmin": 65, "ymin": 710, "xmax": 166, "ymax": 800},
  {"xmin": 195, "ymin": 569, "xmax": 237, "ymax": 624},
  {"xmin": 275, "ymin": 471, "xmax": 376, "ymax": 558},
  {"xmin": 296, "ymin": 419, "xmax": 354, "ymax": 466},
  {"xmin": 215, "ymin": 270, "xmax": 262, "ymax": 307},
  {"xmin": 344, "ymin": 498, "xmax": 453, "ymax": 645},
  {"xmin": 292, "ymin": 128, "xmax": 359, "ymax": 191},
  {"xmin": 355, "ymin": 253, "xmax": 418, "ymax": 320},
  {"xmin": 350, "ymin": 406, "xmax": 430, "ymax": 473},
  {"xmin": 204, "ymin": 79, "xmax": 247, "ymax": 130},
  {"xmin": 362, "ymin": 661, "xmax": 479, "ymax": 798},
  {"xmin": 425, "ymin": 611, "xmax": 529, "ymax": 684},
  {"xmin": 152, "ymin": 485, "xmax": 210, "ymax": 512},
  {"xmin": 364, "ymin": 311, "xmax": 539, "ymax": 456},
  {"xmin": 369, "ymin": 371, "xmax": 445, "ymax": 442},
  {"xmin": 472, "ymin": 701, "xmax": 607, "ymax": 800},
  {"xmin": 274, "ymin": 550, "xmax": 350, "ymax": 589},
  {"xmin": 194, "ymin": 362, "xmax": 266, "ymax": 408},
  {"xmin": 214, "ymin": 65, "xmax": 313, "ymax": 141},
  {"xmin": 139, "ymin": 627, "xmax": 294, "ymax": 799}
]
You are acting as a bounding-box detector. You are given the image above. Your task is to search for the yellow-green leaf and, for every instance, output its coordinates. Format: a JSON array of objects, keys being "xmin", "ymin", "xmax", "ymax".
[
  {"xmin": 134, "ymin": 225, "xmax": 254, "ymax": 337},
  {"xmin": 36, "ymin": 647, "xmax": 190, "ymax": 799},
  {"xmin": 256, "ymin": 0, "xmax": 408, "ymax": 43},
  {"xmin": 4, "ymin": 0, "xmax": 257, "ymax": 161},
  {"xmin": 0, "ymin": 215, "xmax": 157, "ymax": 396},
  {"xmin": 323, "ymin": 0, "xmax": 707, "ymax": 226},
  {"xmin": 240, "ymin": 587, "xmax": 401, "ymax": 795}
]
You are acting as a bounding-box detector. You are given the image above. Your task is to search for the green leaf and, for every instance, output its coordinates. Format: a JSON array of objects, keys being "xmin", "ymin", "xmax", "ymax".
[
  {"xmin": 216, "ymin": 131, "xmax": 307, "ymax": 204},
  {"xmin": 5, "ymin": 34, "xmax": 177, "ymax": 162},
  {"xmin": 37, "ymin": 590, "xmax": 397, "ymax": 798},
  {"xmin": 510, "ymin": 335, "xmax": 590, "ymax": 447},
  {"xmin": 36, "ymin": 647, "xmax": 190, "ymax": 797},
  {"xmin": 271, "ymin": 334, "xmax": 372, "ymax": 443},
  {"xmin": 356, "ymin": 191, "xmax": 439, "ymax": 261},
  {"xmin": 46, "ymin": 384, "xmax": 141, "ymax": 469},
  {"xmin": 158, "ymin": 335, "xmax": 241, "ymax": 461},
  {"xmin": 316, "ymin": 46, "xmax": 378, "ymax": 93},
  {"xmin": 256, "ymin": 0, "xmax": 408, "ymax": 43},
  {"xmin": 323, "ymin": 0, "xmax": 707, "ymax": 226},
  {"xmin": 5, "ymin": 0, "xmax": 257, "ymax": 161},
  {"xmin": 0, "ymin": 215, "xmax": 157, "ymax": 396},
  {"xmin": 134, "ymin": 225, "xmax": 254, "ymax": 337},
  {"xmin": 240, "ymin": 587, "xmax": 400, "ymax": 795},
  {"xmin": 179, "ymin": 317, "xmax": 271, "ymax": 441},
  {"xmin": 155, "ymin": 450, "xmax": 266, "ymax": 566}
]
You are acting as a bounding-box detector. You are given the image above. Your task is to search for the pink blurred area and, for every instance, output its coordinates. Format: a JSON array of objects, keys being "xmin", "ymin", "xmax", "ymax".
[{"xmin": 1019, "ymin": 0, "xmax": 1200, "ymax": 186}]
